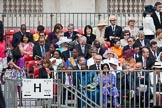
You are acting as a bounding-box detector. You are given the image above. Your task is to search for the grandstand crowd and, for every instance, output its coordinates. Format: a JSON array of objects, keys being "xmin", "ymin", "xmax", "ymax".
[{"xmin": 0, "ymin": 1, "xmax": 162, "ymax": 108}]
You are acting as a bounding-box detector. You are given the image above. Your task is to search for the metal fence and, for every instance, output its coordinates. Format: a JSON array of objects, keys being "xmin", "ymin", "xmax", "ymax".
[
  {"xmin": 0, "ymin": 13, "xmax": 143, "ymax": 30},
  {"xmin": 2, "ymin": 70, "xmax": 161, "ymax": 108}
]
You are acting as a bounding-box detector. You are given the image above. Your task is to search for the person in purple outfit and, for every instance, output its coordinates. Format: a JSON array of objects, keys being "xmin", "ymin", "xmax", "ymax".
[{"xmin": 97, "ymin": 63, "xmax": 120, "ymax": 107}]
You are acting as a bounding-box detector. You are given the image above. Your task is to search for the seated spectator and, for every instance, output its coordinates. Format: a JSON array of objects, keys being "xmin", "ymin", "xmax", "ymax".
[
  {"xmin": 33, "ymin": 25, "xmax": 48, "ymax": 42},
  {"xmin": 38, "ymin": 58, "xmax": 53, "ymax": 78},
  {"xmin": 64, "ymin": 24, "xmax": 79, "ymax": 41},
  {"xmin": 120, "ymin": 30, "xmax": 130, "ymax": 47},
  {"xmin": 62, "ymin": 41, "xmax": 74, "ymax": 61},
  {"xmin": 155, "ymin": 29, "xmax": 162, "ymax": 48},
  {"xmin": 110, "ymin": 39, "xmax": 123, "ymax": 59},
  {"xmin": 50, "ymin": 50, "xmax": 64, "ymax": 78},
  {"xmin": 98, "ymin": 63, "xmax": 120, "ymax": 107},
  {"xmin": 123, "ymin": 37, "xmax": 135, "ymax": 52},
  {"xmin": 93, "ymin": 40, "xmax": 105, "ymax": 57},
  {"xmin": 18, "ymin": 34, "xmax": 34, "ymax": 56},
  {"xmin": 135, "ymin": 31, "xmax": 150, "ymax": 48},
  {"xmin": 44, "ymin": 43, "xmax": 56, "ymax": 59},
  {"xmin": 66, "ymin": 48, "xmax": 79, "ymax": 68},
  {"xmin": 33, "ymin": 34, "xmax": 50, "ymax": 60},
  {"xmin": 47, "ymin": 23, "xmax": 63, "ymax": 43},
  {"xmin": 133, "ymin": 43, "xmax": 141, "ymax": 61},
  {"xmin": 87, "ymin": 47, "xmax": 97, "ymax": 67},
  {"xmin": 150, "ymin": 62, "xmax": 162, "ymax": 106},
  {"xmin": 95, "ymin": 37, "xmax": 108, "ymax": 51},
  {"xmin": 120, "ymin": 49, "xmax": 136, "ymax": 70},
  {"xmin": 12, "ymin": 24, "xmax": 33, "ymax": 48},
  {"xmin": 108, "ymin": 58, "xmax": 121, "ymax": 76},
  {"xmin": 74, "ymin": 56, "xmax": 86, "ymax": 70},
  {"xmin": 102, "ymin": 50, "xmax": 118, "ymax": 64},
  {"xmin": 89, "ymin": 55, "xmax": 103, "ymax": 72},
  {"xmin": 56, "ymin": 37, "xmax": 72, "ymax": 53},
  {"xmin": 84, "ymin": 25, "xmax": 96, "ymax": 45},
  {"xmin": 93, "ymin": 19, "xmax": 107, "ymax": 38},
  {"xmin": 75, "ymin": 36, "xmax": 91, "ymax": 59},
  {"xmin": 73, "ymin": 34, "xmax": 81, "ymax": 46},
  {"xmin": 123, "ymin": 17, "xmax": 139, "ymax": 38}
]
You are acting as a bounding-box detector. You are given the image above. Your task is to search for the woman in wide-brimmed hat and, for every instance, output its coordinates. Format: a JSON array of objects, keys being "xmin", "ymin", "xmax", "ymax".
[
  {"xmin": 102, "ymin": 49, "xmax": 118, "ymax": 64},
  {"xmin": 149, "ymin": 61, "xmax": 162, "ymax": 106},
  {"xmin": 93, "ymin": 19, "xmax": 107, "ymax": 38},
  {"xmin": 56, "ymin": 36, "xmax": 72, "ymax": 53},
  {"xmin": 123, "ymin": 17, "xmax": 139, "ymax": 39},
  {"xmin": 143, "ymin": 5, "xmax": 156, "ymax": 40}
]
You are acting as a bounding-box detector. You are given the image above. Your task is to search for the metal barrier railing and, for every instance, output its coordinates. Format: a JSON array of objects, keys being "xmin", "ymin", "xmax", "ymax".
[
  {"xmin": 0, "ymin": 12, "xmax": 143, "ymax": 30},
  {"xmin": 2, "ymin": 70, "xmax": 161, "ymax": 108}
]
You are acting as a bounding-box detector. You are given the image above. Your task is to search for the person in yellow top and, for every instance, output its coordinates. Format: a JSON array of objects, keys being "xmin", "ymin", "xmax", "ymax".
[
  {"xmin": 110, "ymin": 39, "xmax": 123, "ymax": 59},
  {"xmin": 33, "ymin": 25, "xmax": 48, "ymax": 42}
]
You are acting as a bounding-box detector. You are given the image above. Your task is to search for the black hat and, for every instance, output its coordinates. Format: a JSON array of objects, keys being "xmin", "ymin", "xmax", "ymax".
[{"xmin": 145, "ymin": 5, "xmax": 156, "ymax": 12}]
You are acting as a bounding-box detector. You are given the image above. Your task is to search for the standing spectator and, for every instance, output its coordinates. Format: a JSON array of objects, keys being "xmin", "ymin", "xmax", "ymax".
[
  {"xmin": 143, "ymin": 5, "xmax": 156, "ymax": 40},
  {"xmin": 64, "ymin": 24, "xmax": 79, "ymax": 41},
  {"xmin": 155, "ymin": 29, "xmax": 162, "ymax": 48},
  {"xmin": 104, "ymin": 16, "xmax": 122, "ymax": 41},
  {"xmin": 33, "ymin": 25, "xmax": 48, "ymax": 42},
  {"xmin": 48, "ymin": 23, "xmax": 63, "ymax": 43},
  {"xmin": 110, "ymin": 39, "xmax": 123, "ymax": 59},
  {"xmin": 135, "ymin": 31, "xmax": 150, "ymax": 48},
  {"xmin": 93, "ymin": 19, "xmax": 107, "ymax": 38},
  {"xmin": 120, "ymin": 30, "xmax": 130, "ymax": 47},
  {"xmin": 75, "ymin": 36, "xmax": 91, "ymax": 59},
  {"xmin": 18, "ymin": 34, "xmax": 34, "ymax": 56},
  {"xmin": 123, "ymin": 17, "xmax": 139, "ymax": 38},
  {"xmin": 0, "ymin": 20, "xmax": 4, "ymax": 35},
  {"xmin": 136, "ymin": 47, "xmax": 155, "ymax": 70},
  {"xmin": 8, "ymin": 47, "xmax": 26, "ymax": 106},
  {"xmin": 84, "ymin": 25, "xmax": 96, "ymax": 45},
  {"xmin": 56, "ymin": 37, "xmax": 72, "ymax": 53},
  {"xmin": 123, "ymin": 37, "xmax": 135, "ymax": 52},
  {"xmin": 12, "ymin": 24, "xmax": 33, "ymax": 48},
  {"xmin": 33, "ymin": 35, "xmax": 50, "ymax": 60},
  {"xmin": 0, "ymin": 32, "xmax": 7, "ymax": 72},
  {"xmin": 152, "ymin": 2, "xmax": 162, "ymax": 30}
]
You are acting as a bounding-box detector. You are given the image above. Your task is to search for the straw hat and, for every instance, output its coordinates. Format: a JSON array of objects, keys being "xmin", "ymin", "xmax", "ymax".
[
  {"xmin": 56, "ymin": 37, "xmax": 72, "ymax": 45},
  {"xmin": 152, "ymin": 61, "xmax": 162, "ymax": 69},
  {"xmin": 108, "ymin": 58, "xmax": 118, "ymax": 66},
  {"xmin": 103, "ymin": 50, "xmax": 118, "ymax": 59},
  {"xmin": 109, "ymin": 16, "xmax": 117, "ymax": 21},
  {"xmin": 97, "ymin": 19, "xmax": 107, "ymax": 26}
]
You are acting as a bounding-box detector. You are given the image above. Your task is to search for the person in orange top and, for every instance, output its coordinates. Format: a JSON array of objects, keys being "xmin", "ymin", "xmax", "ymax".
[
  {"xmin": 120, "ymin": 49, "xmax": 136, "ymax": 70},
  {"xmin": 110, "ymin": 39, "xmax": 123, "ymax": 59}
]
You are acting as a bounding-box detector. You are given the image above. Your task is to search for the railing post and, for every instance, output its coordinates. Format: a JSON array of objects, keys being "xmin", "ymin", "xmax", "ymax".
[
  {"xmin": 50, "ymin": 13, "xmax": 54, "ymax": 31},
  {"xmin": 100, "ymin": 70, "xmax": 103, "ymax": 108},
  {"xmin": 153, "ymin": 70, "xmax": 156, "ymax": 106},
  {"xmin": 57, "ymin": 79, "xmax": 61, "ymax": 108}
]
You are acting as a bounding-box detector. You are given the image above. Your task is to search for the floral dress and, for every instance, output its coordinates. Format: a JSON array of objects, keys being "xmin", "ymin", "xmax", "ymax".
[{"xmin": 98, "ymin": 73, "xmax": 119, "ymax": 106}]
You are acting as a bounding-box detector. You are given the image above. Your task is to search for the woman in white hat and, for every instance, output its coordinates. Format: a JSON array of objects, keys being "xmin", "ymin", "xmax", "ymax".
[
  {"xmin": 56, "ymin": 37, "xmax": 72, "ymax": 53},
  {"xmin": 123, "ymin": 17, "xmax": 139, "ymax": 39},
  {"xmin": 93, "ymin": 19, "xmax": 107, "ymax": 38},
  {"xmin": 149, "ymin": 61, "xmax": 162, "ymax": 106},
  {"xmin": 102, "ymin": 50, "xmax": 118, "ymax": 64}
]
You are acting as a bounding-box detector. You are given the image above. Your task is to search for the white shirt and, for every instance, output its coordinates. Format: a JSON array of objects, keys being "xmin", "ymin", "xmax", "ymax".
[
  {"xmin": 155, "ymin": 11, "xmax": 161, "ymax": 23},
  {"xmin": 81, "ymin": 45, "xmax": 85, "ymax": 54},
  {"xmin": 143, "ymin": 15, "xmax": 156, "ymax": 35},
  {"xmin": 140, "ymin": 40, "xmax": 145, "ymax": 46},
  {"xmin": 65, "ymin": 74, "xmax": 73, "ymax": 86}
]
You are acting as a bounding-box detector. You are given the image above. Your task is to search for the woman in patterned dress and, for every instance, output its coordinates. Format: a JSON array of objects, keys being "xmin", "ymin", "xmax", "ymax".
[{"xmin": 98, "ymin": 63, "xmax": 120, "ymax": 107}]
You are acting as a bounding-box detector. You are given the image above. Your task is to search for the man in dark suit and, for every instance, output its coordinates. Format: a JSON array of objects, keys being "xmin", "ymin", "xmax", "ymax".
[
  {"xmin": 0, "ymin": 21, "xmax": 4, "ymax": 35},
  {"xmin": 75, "ymin": 36, "xmax": 91, "ymax": 59},
  {"xmin": 33, "ymin": 34, "xmax": 50, "ymax": 59},
  {"xmin": 12, "ymin": 24, "xmax": 33, "ymax": 48},
  {"xmin": 136, "ymin": 47, "xmax": 155, "ymax": 70},
  {"xmin": 104, "ymin": 16, "xmax": 122, "ymax": 41},
  {"xmin": 133, "ymin": 43, "xmax": 142, "ymax": 61},
  {"xmin": 64, "ymin": 24, "xmax": 79, "ymax": 41},
  {"xmin": 62, "ymin": 42, "xmax": 74, "ymax": 61},
  {"xmin": 151, "ymin": 2, "xmax": 162, "ymax": 30},
  {"xmin": 93, "ymin": 40, "xmax": 105, "ymax": 57},
  {"xmin": 89, "ymin": 55, "xmax": 102, "ymax": 71},
  {"xmin": 135, "ymin": 31, "xmax": 150, "ymax": 48},
  {"xmin": 148, "ymin": 40, "xmax": 160, "ymax": 60},
  {"xmin": 123, "ymin": 37, "xmax": 135, "ymax": 52}
]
